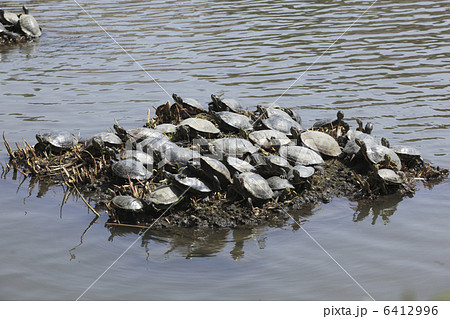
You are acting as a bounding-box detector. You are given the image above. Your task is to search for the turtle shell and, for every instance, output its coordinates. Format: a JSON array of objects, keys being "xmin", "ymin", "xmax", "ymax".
[
  {"xmin": 37, "ymin": 131, "xmax": 78, "ymax": 149},
  {"xmin": 266, "ymin": 176, "xmax": 294, "ymax": 191},
  {"xmin": 391, "ymin": 145, "xmax": 421, "ymax": 157},
  {"xmin": 262, "ymin": 116, "xmax": 303, "ymax": 135},
  {"xmin": 289, "ymin": 165, "xmax": 315, "ymax": 182},
  {"xmin": 174, "ymin": 174, "xmax": 212, "ymax": 194},
  {"xmin": 200, "ymin": 156, "xmax": 232, "ymax": 184},
  {"xmin": 225, "ymin": 156, "xmax": 256, "ymax": 174},
  {"xmin": 128, "ymin": 128, "xmax": 165, "ymax": 141},
  {"xmin": 279, "ymin": 145, "xmax": 324, "ymax": 166},
  {"xmin": 111, "ymin": 159, "xmax": 152, "ymax": 181},
  {"xmin": 210, "ymin": 137, "xmax": 258, "ymax": 159},
  {"xmin": 300, "ymin": 131, "xmax": 341, "ymax": 157},
  {"xmin": 248, "ymin": 130, "xmax": 291, "ymax": 149},
  {"xmin": 145, "ymin": 185, "xmax": 184, "ymax": 207},
  {"xmin": 153, "ymin": 123, "xmax": 177, "ymax": 134},
  {"xmin": 364, "ymin": 144, "xmax": 402, "ymax": 170},
  {"xmin": 237, "ymin": 172, "xmax": 274, "ymax": 200},
  {"xmin": 213, "ymin": 111, "xmax": 253, "ymax": 132},
  {"xmin": 179, "ymin": 118, "xmax": 220, "ymax": 135},
  {"xmin": 19, "ymin": 12, "xmax": 41, "ymax": 38},
  {"xmin": 377, "ymin": 169, "xmax": 402, "ymax": 184},
  {"xmin": 111, "ymin": 196, "xmax": 144, "ymax": 212},
  {"xmin": 90, "ymin": 132, "xmax": 122, "ymax": 147},
  {"xmin": 119, "ymin": 150, "xmax": 154, "ymax": 167}
]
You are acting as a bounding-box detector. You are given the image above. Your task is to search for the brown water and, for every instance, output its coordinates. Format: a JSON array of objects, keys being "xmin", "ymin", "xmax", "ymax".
[{"xmin": 0, "ymin": 0, "xmax": 449, "ymax": 300}]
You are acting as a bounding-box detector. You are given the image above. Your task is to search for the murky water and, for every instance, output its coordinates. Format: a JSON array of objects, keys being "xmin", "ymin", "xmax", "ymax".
[{"xmin": 1, "ymin": 0, "xmax": 449, "ymax": 300}]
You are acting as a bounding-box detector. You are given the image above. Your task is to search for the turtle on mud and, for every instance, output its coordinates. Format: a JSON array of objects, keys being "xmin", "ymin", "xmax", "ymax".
[
  {"xmin": 355, "ymin": 139, "xmax": 402, "ymax": 171},
  {"xmin": 229, "ymin": 172, "xmax": 274, "ymax": 206},
  {"xmin": 153, "ymin": 123, "xmax": 177, "ymax": 135},
  {"xmin": 212, "ymin": 111, "xmax": 253, "ymax": 133},
  {"xmin": 288, "ymin": 164, "xmax": 315, "ymax": 184},
  {"xmin": 292, "ymin": 129, "xmax": 342, "ymax": 157},
  {"xmin": 111, "ymin": 195, "xmax": 144, "ymax": 213},
  {"xmin": 170, "ymin": 172, "xmax": 212, "ymax": 195},
  {"xmin": 144, "ymin": 184, "xmax": 185, "ymax": 211},
  {"xmin": 119, "ymin": 150, "xmax": 154, "ymax": 168},
  {"xmin": 390, "ymin": 144, "xmax": 423, "ymax": 168},
  {"xmin": 279, "ymin": 145, "xmax": 324, "ymax": 166},
  {"xmin": 111, "ymin": 159, "xmax": 153, "ymax": 181},
  {"xmin": 209, "ymin": 94, "xmax": 246, "ymax": 113},
  {"xmin": 248, "ymin": 129, "xmax": 291, "ymax": 151},
  {"xmin": 210, "ymin": 137, "xmax": 258, "ymax": 159},
  {"xmin": 256, "ymin": 104, "xmax": 292, "ymax": 121},
  {"xmin": 35, "ymin": 131, "xmax": 78, "ymax": 153},
  {"xmin": 223, "ymin": 154, "xmax": 257, "ymax": 175},
  {"xmin": 343, "ymin": 130, "xmax": 381, "ymax": 159},
  {"xmin": 266, "ymin": 176, "xmax": 295, "ymax": 201},
  {"xmin": 114, "ymin": 125, "xmax": 166, "ymax": 144},
  {"xmin": 312, "ymin": 111, "xmax": 349, "ymax": 137},
  {"xmin": 153, "ymin": 145, "xmax": 201, "ymax": 172},
  {"xmin": 174, "ymin": 117, "xmax": 221, "ymax": 140},
  {"xmin": 172, "ymin": 93, "xmax": 206, "ymax": 118},
  {"xmin": 85, "ymin": 132, "xmax": 122, "ymax": 159},
  {"xmin": 198, "ymin": 156, "xmax": 233, "ymax": 186},
  {"xmin": 19, "ymin": 6, "xmax": 42, "ymax": 39},
  {"xmin": 260, "ymin": 116, "xmax": 302, "ymax": 136},
  {"xmin": 250, "ymin": 154, "xmax": 291, "ymax": 177}
]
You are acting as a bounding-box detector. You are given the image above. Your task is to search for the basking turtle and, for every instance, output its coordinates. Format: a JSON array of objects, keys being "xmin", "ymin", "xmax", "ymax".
[
  {"xmin": 288, "ymin": 165, "xmax": 315, "ymax": 184},
  {"xmin": 298, "ymin": 130, "xmax": 342, "ymax": 157},
  {"xmin": 223, "ymin": 154, "xmax": 256, "ymax": 174},
  {"xmin": 210, "ymin": 137, "xmax": 258, "ymax": 159},
  {"xmin": 285, "ymin": 108, "xmax": 302, "ymax": 124},
  {"xmin": 144, "ymin": 185, "xmax": 184, "ymax": 210},
  {"xmin": 111, "ymin": 159, "xmax": 153, "ymax": 181},
  {"xmin": 266, "ymin": 176, "xmax": 295, "ymax": 191},
  {"xmin": 356, "ymin": 119, "xmax": 374, "ymax": 134},
  {"xmin": 391, "ymin": 144, "xmax": 423, "ymax": 168},
  {"xmin": 0, "ymin": 9, "xmax": 19, "ymax": 27},
  {"xmin": 312, "ymin": 111, "xmax": 349, "ymax": 136},
  {"xmin": 111, "ymin": 195, "xmax": 144, "ymax": 213},
  {"xmin": 36, "ymin": 131, "xmax": 78, "ymax": 152},
  {"xmin": 119, "ymin": 150, "xmax": 154, "ymax": 168},
  {"xmin": 209, "ymin": 94, "xmax": 245, "ymax": 113},
  {"xmin": 377, "ymin": 168, "xmax": 403, "ymax": 185},
  {"xmin": 154, "ymin": 145, "xmax": 201, "ymax": 170},
  {"xmin": 171, "ymin": 173, "xmax": 212, "ymax": 194},
  {"xmin": 248, "ymin": 129, "xmax": 291, "ymax": 150},
  {"xmin": 172, "ymin": 93, "xmax": 206, "ymax": 117},
  {"xmin": 153, "ymin": 123, "xmax": 177, "ymax": 135},
  {"xmin": 232, "ymin": 172, "xmax": 274, "ymax": 203},
  {"xmin": 343, "ymin": 130, "xmax": 381, "ymax": 157},
  {"xmin": 198, "ymin": 156, "xmax": 233, "ymax": 185},
  {"xmin": 279, "ymin": 145, "xmax": 324, "ymax": 166},
  {"xmin": 355, "ymin": 139, "xmax": 402, "ymax": 171},
  {"xmin": 261, "ymin": 116, "xmax": 302, "ymax": 136},
  {"xmin": 175, "ymin": 117, "xmax": 220, "ymax": 139},
  {"xmin": 256, "ymin": 104, "xmax": 292, "ymax": 120},
  {"xmin": 254, "ymin": 155, "xmax": 291, "ymax": 177},
  {"xmin": 88, "ymin": 132, "xmax": 122, "ymax": 148},
  {"xmin": 19, "ymin": 6, "xmax": 42, "ymax": 39},
  {"xmin": 212, "ymin": 111, "xmax": 253, "ymax": 133}
]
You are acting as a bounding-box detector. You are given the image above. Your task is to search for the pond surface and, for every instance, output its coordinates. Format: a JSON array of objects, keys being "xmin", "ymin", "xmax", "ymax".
[{"xmin": 0, "ymin": 0, "xmax": 449, "ymax": 300}]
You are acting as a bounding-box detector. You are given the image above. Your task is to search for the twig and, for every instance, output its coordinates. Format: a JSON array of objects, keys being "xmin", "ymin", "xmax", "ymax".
[
  {"xmin": 2, "ymin": 133, "xmax": 14, "ymax": 158},
  {"xmin": 72, "ymin": 185, "xmax": 101, "ymax": 217}
]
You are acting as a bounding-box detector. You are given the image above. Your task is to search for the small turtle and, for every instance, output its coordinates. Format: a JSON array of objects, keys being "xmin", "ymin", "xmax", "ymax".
[
  {"xmin": 171, "ymin": 173, "xmax": 212, "ymax": 194},
  {"xmin": 154, "ymin": 145, "xmax": 201, "ymax": 170},
  {"xmin": 233, "ymin": 172, "xmax": 274, "ymax": 203},
  {"xmin": 256, "ymin": 104, "xmax": 292, "ymax": 120},
  {"xmin": 248, "ymin": 129, "xmax": 291, "ymax": 150},
  {"xmin": 172, "ymin": 93, "xmax": 206, "ymax": 117},
  {"xmin": 288, "ymin": 165, "xmax": 315, "ymax": 183},
  {"xmin": 176, "ymin": 117, "xmax": 220, "ymax": 139},
  {"xmin": 212, "ymin": 111, "xmax": 253, "ymax": 133},
  {"xmin": 298, "ymin": 130, "xmax": 342, "ymax": 157},
  {"xmin": 111, "ymin": 159, "xmax": 152, "ymax": 181},
  {"xmin": 255, "ymin": 155, "xmax": 291, "ymax": 177},
  {"xmin": 343, "ymin": 130, "xmax": 381, "ymax": 157},
  {"xmin": 119, "ymin": 150, "xmax": 154, "ymax": 168},
  {"xmin": 312, "ymin": 111, "xmax": 349, "ymax": 136},
  {"xmin": 144, "ymin": 185, "xmax": 184, "ymax": 209},
  {"xmin": 36, "ymin": 131, "xmax": 78, "ymax": 151},
  {"xmin": 209, "ymin": 94, "xmax": 245, "ymax": 113},
  {"xmin": 89, "ymin": 132, "xmax": 122, "ymax": 148},
  {"xmin": 285, "ymin": 108, "xmax": 302, "ymax": 124},
  {"xmin": 266, "ymin": 176, "xmax": 295, "ymax": 191},
  {"xmin": 0, "ymin": 9, "xmax": 19, "ymax": 27},
  {"xmin": 199, "ymin": 156, "xmax": 233, "ymax": 185},
  {"xmin": 153, "ymin": 123, "xmax": 177, "ymax": 134},
  {"xmin": 111, "ymin": 195, "xmax": 144, "ymax": 213},
  {"xmin": 391, "ymin": 144, "xmax": 423, "ymax": 168},
  {"xmin": 356, "ymin": 119, "xmax": 374, "ymax": 134},
  {"xmin": 223, "ymin": 154, "xmax": 256, "ymax": 174},
  {"xmin": 279, "ymin": 145, "xmax": 324, "ymax": 166},
  {"xmin": 19, "ymin": 6, "xmax": 42, "ymax": 39},
  {"xmin": 377, "ymin": 168, "xmax": 403, "ymax": 185},
  {"xmin": 261, "ymin": 116, "xmax": 302, "ymax": 136},
  {"xmin": 355, "ymin": 139, "xmax": 402, "ymax": 170},
  {"xmin": 210, "ymin": 137, "xmax": 258, "ymax": 159}
]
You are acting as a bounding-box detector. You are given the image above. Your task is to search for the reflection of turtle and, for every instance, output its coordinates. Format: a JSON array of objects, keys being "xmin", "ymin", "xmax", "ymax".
[{"xmin": 19, "ymin": 6, "xmax": 42, "ymax": 39}]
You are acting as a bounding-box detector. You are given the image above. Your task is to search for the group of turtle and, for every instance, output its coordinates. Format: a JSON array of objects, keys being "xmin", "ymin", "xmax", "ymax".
[
  {"xmin": 33, "ymin": 93, "xmax": 423, "ymax": 215},
  {"xmin": 0, "ymin": 6, "xmax": 41, "ymax": 44}
]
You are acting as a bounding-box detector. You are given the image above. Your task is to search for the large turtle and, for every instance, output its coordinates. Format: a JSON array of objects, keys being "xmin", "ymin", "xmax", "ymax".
[
  {"xmin": 111, "ymin": 159, "xmax": 153, "ymax": 181},
  {"xmin": 232, "ymin": 172, "xmax": 274, "ymax": 204},
  {"xmin": 297, "ymin": 130, "xmax": 342, "ymax": 157},
  {"xmin": 212, "ymin": 111, "xmax": 253, "ymax": 133},
  {"xmin": 36, "ymin": 131, "xmax": 78, "ymax": 152},
  {"xmin": 19, "ymin": 6, "xmax": 41, "ymax": 39},
  {"xmin": 210, "ymin": 137, "xmax": 258, "ymax": 159},
  {"xmin": 144, "ymin": 185, "xmax": 185, "ymax": 210},
  {"xmin": 355, "ymin": 139, "xmax": 402, "ymax": 171},
  {"xmin": 279, "ymin": 145, "xmax": 324, "ymax": 166}
]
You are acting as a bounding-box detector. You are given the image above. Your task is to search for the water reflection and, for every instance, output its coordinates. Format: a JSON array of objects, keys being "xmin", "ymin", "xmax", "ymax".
[{"xmin": 350, "ymin": 194, "xmax": 407, "ymax": 225}]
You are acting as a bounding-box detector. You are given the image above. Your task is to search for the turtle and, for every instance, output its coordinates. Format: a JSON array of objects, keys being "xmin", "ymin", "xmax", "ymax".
[
  {"xmin": 266, "ymin": 176, "xmax": 295, "ymax": 191},
  {"xmin": 288, "ymin": 165, "xmax": 315, "ymax": 183},
  {"xmin": 154, "ymin": 145, "xmax": 201, "ymax": 170},
  {"xmin": 312, "ymin": 111, "xmax": 349, "ymax": 136},
  {"xmin": 171, "ymin": 173, "xmax": 212, "ymax": 194},
  {"xmin": 210, "ymin": 137, "xmax": 258, "ymax": 159},
  {"xmin": 256, "ymin": 104, "xmax": 292, "ymax": 120},
  {"xmin": 279, "ymin": 145, "xmax": 324, "ymax": 166},
  {"xmin": 85, "ymin": 132, "xmax": 122, "ymax": 158},
  {"xmin": 175, "ymin": 117, "xmax": 220, "ymax": 139},
  {"xmin": 355, "ymin": 139, "xmax": 402, "ymax": 171},
  {"xmin": 223, "ymin": 154, "xmax": 256, "ymax": 174},
  {"xmin": 248, "ymin": 129, "xmax": 291, "ymax": 150},
  {"xmin": 377, "ymin": 168, "xmax": 403, "ymax": 185},
  {"xmin": 0, "ymin": 9, "xmax": 19, "ymax": 27},
  {"xmin": 111, "ymin": 159, "xmax": 153, "ymax": 181},
  {"xmin": 253, "ymin": 155, "xmax": 291, "ymax": 177},
  {"xmin": 209, "ymin": 94, "xmax": 245, "ymax": 113},
  {"xmin": 356, "ymin": 119, "xmax": 374, "ymax": 134},
  {"xmin": 198, "ymin": 156, "xmax": 233, "ymax": 185},
  {"xmin": 232, "ymin": 172, "xmax": 274, "ymax": 204},
  {"xmin": 138, "ymin": 136, "xmax": 173, "ymax": 154},
  {"xmin": 19, "ymin": 6, "xmax": 42, "ymax": 39},
  {"xmin": 111, "ymin": 195, "xmax": 144, "ymax": 213},
  {"xmin": 212, "ymin": 111, "xmax": 253, "ymax": 133},
  {"xmin": 172, "ymin": 93, "xmax": 206, "ymax": 117},
  {"xmin": 35, "ymin": 131, "xmax": 78, "ymax": 152},
  {"xmin": 153, "ymin": 123, "xmax": 177, "ymax": 134},
  {"xmin": 343, "ymin": 130, "xmax": 381, "ymax": 157},
  {"xmin": 285, "ymin": 108, "xmax": 303, "ymax": 124},
  {"xmin": 0, "ymin": 23, "xmax": 22, "ymax": 43},
  {"xmin": 126, "ymin": 127, "xmax": 166, "ymax": 142},
  {"xmin": 89, "ymin": 132, "xmax": 122, "ymax": 148},
  {"xmin": 119, "ymin": 150, "xmax": 154, "ymax": 168},
  {"xmin": 144, "ymin": 185, "xmax": 184, "ymax": 209},
  {"xmin": 298, "ymin": 130, "xmax": 342, "ymax": 157},
  {"xmin": 391, "ymin": 144, "xmax": 423, "ymax": 168},
  {"xmin": 185, "ymin": 156, "xmax": 228, "ymax": 191},
  {"xmin": 261, "ymin": 116, "xmax": 302, "ymax": 136}
]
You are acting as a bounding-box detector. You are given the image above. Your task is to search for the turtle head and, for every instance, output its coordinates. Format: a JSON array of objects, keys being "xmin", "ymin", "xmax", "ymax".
[
  {"xmin": 336, "ymin": 111, "xmax": 344, "ymax": 121},
  {"xmin": 290, "ymin": 126, "xmax": 300, "ymax": 140},
  {"xmin": 22, "ymin": 6, "xmax": 28, "ymax": 14},
  {"xmin": 172, "ymin": 93, "xmax": 182, "ymax": 105},
  {"xmin": 354, "ymin": 138, "xmax": 365, "ymax": 149},
  {"xmin": 381, "ymin": 137, "xmax": 390, "ymax": 148},
  {"xmin": 356, "ymin": 119, "xmax": 363, "ymax": 131},
  {"xmin": 365, "ymin": 122, "xmax": 374, "ymax": 134},
  {"xmin": 35, "ymin": 133, "xmax": 43, "ymax": 144}
]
